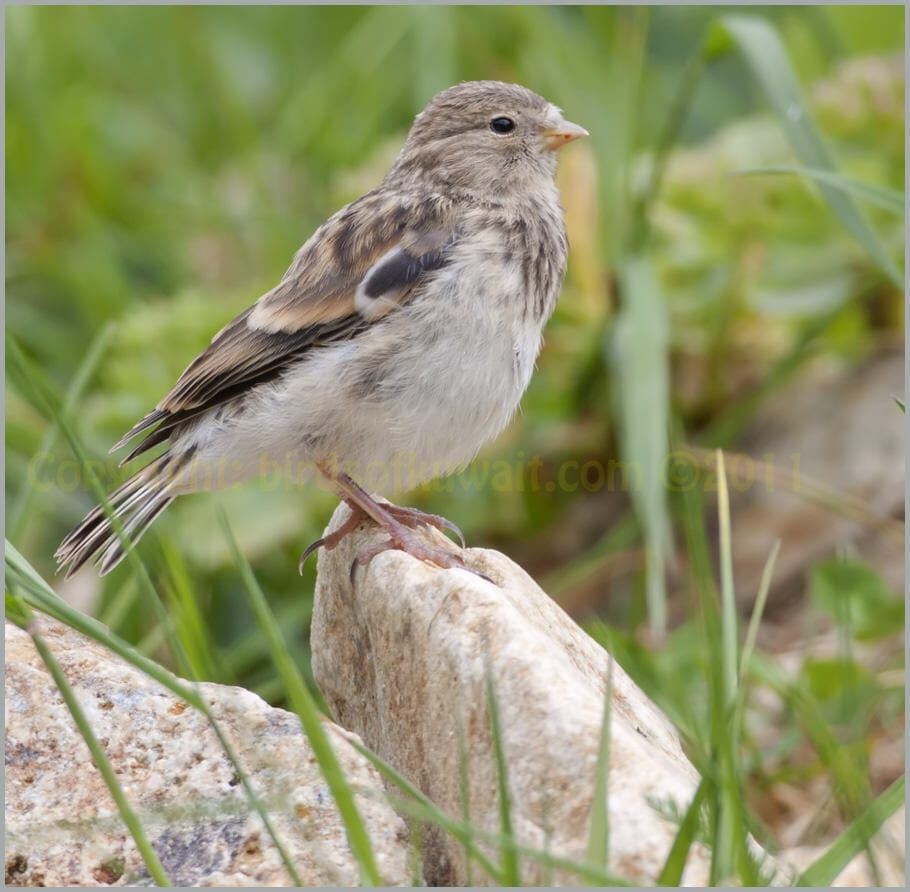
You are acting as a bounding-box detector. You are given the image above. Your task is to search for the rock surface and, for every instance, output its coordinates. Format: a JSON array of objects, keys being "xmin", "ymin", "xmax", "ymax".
[
  {"xmin": 4, "ymin": 617, "xmax": 411, "ymax": 887},
  {"xmin": 8, "ymin": 514, "xmax": 901, "ymax": 887},
  {"xmin": 312, "ymin": 505, "xmax": 721, "ymax": 886},
  {"xmin": 312, "ymin": 505, "xmax": 906, "ymax": 886}
]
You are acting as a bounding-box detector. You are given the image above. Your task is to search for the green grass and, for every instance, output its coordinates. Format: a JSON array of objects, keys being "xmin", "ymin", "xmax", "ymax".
[
  {"xmin": 5, "ymin": 4, "xmax": 904, "ymax": 887},
  {"xmin": 796, "ymin": 776, "xmax": 904, "ymax": 886},
  {"xmin": 584, "ymin": 656, "xmax": 614, "ymax": 875},
  {"xmin": 486, "ymin": 667, "xmax": 521, "ymax": 885}
]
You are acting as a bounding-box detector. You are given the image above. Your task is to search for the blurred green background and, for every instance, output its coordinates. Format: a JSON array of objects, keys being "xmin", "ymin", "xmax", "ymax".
[{"xmin": 5, "ymin": 4, "xmax": 905, "ymax": 847}]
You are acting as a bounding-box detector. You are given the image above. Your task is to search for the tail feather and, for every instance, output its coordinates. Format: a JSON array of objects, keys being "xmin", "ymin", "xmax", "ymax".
[
  {"xmin": 55, "ymin": 454, "xmax": 181, "ymax": 578},
  {"xmin": 109, "ymin": 408, "xmax": 169, "ymax": 454},
  {"xmin": 96, "ymin": 496, "xmax": 173, "ymax": 575}
]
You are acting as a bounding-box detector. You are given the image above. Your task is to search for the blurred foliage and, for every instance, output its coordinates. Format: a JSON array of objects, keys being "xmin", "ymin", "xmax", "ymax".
[
  {"xmin": 5, "ymin": 5, "xmax": 904, "ymax": 821},
  {"xmin": 810, "ymin": 556, "xmax": 904, "ymax": 641}
]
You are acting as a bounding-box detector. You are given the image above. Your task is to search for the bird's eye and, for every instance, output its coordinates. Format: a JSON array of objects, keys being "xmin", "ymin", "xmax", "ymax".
[{"xmin": 489, "ymin": 116, "xmax": 516, "ymax": 134}]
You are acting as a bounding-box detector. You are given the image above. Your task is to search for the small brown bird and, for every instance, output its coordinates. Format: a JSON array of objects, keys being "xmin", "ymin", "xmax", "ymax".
[{"xmin": 55, "ymin": 81, "xmax": 587, "ymax": 578}]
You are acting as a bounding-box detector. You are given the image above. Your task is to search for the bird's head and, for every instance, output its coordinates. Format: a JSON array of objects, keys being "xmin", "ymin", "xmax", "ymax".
[{"xmin": 388, "ymin": 81, "xmax": 587, "ymax": 199}]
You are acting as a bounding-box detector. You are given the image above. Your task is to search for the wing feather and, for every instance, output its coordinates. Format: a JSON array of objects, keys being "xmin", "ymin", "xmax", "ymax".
[{"xmin": 113, "ymin": 190, "xmax": 455, "ymax": 463}]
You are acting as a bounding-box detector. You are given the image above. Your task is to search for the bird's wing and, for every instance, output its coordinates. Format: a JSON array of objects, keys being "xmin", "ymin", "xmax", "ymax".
[{"xmin": 113, "ymin": 191, "xmax": 456, "ymax": 463}]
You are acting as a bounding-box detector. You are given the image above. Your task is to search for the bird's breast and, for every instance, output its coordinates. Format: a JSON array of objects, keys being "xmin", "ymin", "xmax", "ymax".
[
  {"xmin": 335, "ymin": 230, "xmax": 553, "ymax": 486},
  {"xmin": 242, "ymin": 209, "xmax": 568, "ymax": 494}
]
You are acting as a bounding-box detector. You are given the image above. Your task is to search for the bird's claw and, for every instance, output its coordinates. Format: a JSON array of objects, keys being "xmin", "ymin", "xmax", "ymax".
[
  {"xmin": 298, "ymin": 503, "xmax": 368, "ymax": 574},
  {"xmin": 382, "ymin": 505, "xmax": 466, "ymax": 549},
  {"xmin": 298, "ymin": 536, "xmax": 327, "ymax": 575}
]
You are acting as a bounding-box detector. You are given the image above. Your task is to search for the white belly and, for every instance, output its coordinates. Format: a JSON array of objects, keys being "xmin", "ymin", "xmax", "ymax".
[{"xmin": 179, "ymin": 241, "xmax": 549, "ymax": 496}]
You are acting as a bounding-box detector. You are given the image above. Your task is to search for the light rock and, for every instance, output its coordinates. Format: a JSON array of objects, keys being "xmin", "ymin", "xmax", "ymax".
[
  {"xmin": 4, "ymin": 617, "xmax": 411, "ymax": 887},
  {"xmin": 313, "ymin": 507, "xmax": 905, "ymax": 886},
  {"xmin": 312, "ymin": 505, "xmax": 723, "ymax": 886}
]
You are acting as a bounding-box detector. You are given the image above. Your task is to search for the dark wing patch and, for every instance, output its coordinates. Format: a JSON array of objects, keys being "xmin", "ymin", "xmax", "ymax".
[
  {"xmin": 249, "ymin": 193, "xmax": 428, "ymax": 333},
  {"xmin": 360, "ymin": 242, "xmax": 452, "ymax": 302}
]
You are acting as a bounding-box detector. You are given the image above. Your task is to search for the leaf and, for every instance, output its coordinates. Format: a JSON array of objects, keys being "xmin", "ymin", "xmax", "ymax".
[
  {"xmin": 810, "ymin": 557, "xmax": 904, "ymax": 640},
  {"xmin": 730, "ymin": 166, "xmax": 904, "ymax": 216},
  {"xmin": 802, "ymin": 657, "xmax": 873, "ymax": 703},
  {"xmin": 715, "ymin": 14, "xmax": 903, "ymax": 286},
  {"xmin": 609, "ymin": 254, "xmax": 671, "ymax": 637},
  {"xmin": 657, "ymin": 779, "xmax": 708, "ymax": 885}
]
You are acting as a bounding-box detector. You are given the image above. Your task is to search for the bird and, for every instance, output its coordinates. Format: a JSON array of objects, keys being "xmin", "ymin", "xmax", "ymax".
[{"xmin": 55, "ymin": 80, "xmax": 587, "ymax": 579}]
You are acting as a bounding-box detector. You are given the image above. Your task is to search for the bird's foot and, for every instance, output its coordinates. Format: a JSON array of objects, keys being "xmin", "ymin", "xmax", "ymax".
[
  {"xmin": 352, "ymin": 525, "xmax": 491, "ymax": 583},
  {"xmin": 303, "ymin": 469, "xmax": 486, "ymax": 580},
  {"xmin": 300, "ymin": 494, "xmax": 486, "ymax": 582},
  {"xmin": 298, "ymin": 503, "xmax": 367, "ymax": 574},
  {"xmin": 380, "ymin": 504, "xmax": 466, "ymax": 548}
]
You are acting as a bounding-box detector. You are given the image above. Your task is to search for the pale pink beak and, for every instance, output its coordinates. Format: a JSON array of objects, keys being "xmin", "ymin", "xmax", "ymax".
[{"xmin": 543, "ymin": 120, "xmax": 589, "ymax": 151}]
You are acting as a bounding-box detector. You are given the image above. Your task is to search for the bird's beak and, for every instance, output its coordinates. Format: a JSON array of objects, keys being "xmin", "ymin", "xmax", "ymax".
[{"xmin": 542, "ymin": 120, "xmax": 589, "ymax": 151}]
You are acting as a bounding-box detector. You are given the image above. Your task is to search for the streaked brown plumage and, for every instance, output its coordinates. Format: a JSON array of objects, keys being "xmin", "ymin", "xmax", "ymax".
[{"xmin": 56, "ymin": 81, "xmax": 587, "ymax": 578}]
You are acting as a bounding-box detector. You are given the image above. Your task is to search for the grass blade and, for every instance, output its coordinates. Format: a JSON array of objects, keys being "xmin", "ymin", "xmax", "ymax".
[
  {"xmin": 5, "ymin": 542, "xmax": 204, "ymax": 709},
  {"xmin": 631, "ymin": 39, "xmax": 707, "ymax": 248},
  {"xmin": 485, "ymin": 667, "xmax": 520, "ymax": 885},
  {"xmin": 8, "ymin": 336, "xmax": 305, "ymax": 884},
  {"xmin": 8, "ymin": 338, "xmax": 308, "ymax": 889},
  {"xmin": 611, "ymin": 254, "xmax": 671, "ymax": 638},
  {"xmin": 730, "ymin": 166, "xmax": 905, "ymax": 216},
  {"xmin": 715, "ymin": 450, "xmax": 738, "ymax": 708},
  {"xmin": 5, "ymin": 543, "xmax": 305, "ymax": 886},
  {"xmin": 457, "ymin": 717, "xmax": 475, "ymax": 886},
  {"xmin": 353, "ymin": 736, "xmax": 635, "ymax": 887},
  {"xmin": 656, "ymin": 778, "xmax": 707, "ymax": 886},
  {"xmin": 730, "ymin": 540, "xmax": 781, "ymax": 756},
  {"xmin": 796, "ymin": 777, "xmax": 904, "ymax": 886},
  {"xmin": 752, "ymin": 654, "xmax": 873, "ymax": 823},
  {"xmin": 8, "ymin": 320, "xmax": 116, "ymax": 541},
  {"xmin": 712, "ymin": 450, "xmax": 766, "ymax": 885},
  {"xmin": 7, "ymin": 590, "xmax": 171, "ymax": 886},
  {"xmin": 350, "ymin": 737, "xmax": 503, "ymax": 884},
  {"xmin": 716, "ymin": 14, "xmax": 903, "ymax": 286},
  {"xmin": 594, "ymin": 6, "xmax": 651, "ymax": 264},
  {"xmin": 6, "ymin": 332, "xmax": 164, "ymax": 608},
  {"xmin": 584, "ymin": 659, "xmax": 613, "ymax": 873},
  {"xmin": 158, "ymin": 539, "xmax": 224, "ymax": 682},
  {"xmin": 220, "ymin": 514, "xmax": 382, "ymax": 886},
  {"xmin": 739, "ymin": 540, "xmax": 780, "ymax": 687},
  {"xmin": 713, "ymin": 450, "xmax": 737, "ymax": 882}
]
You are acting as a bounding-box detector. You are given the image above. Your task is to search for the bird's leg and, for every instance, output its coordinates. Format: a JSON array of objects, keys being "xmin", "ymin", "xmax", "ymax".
[
  {"xmin": 298, "ymin": 500, "xmax": 367, "ymax": 574},
  {"xmin": 305, "ymin": 469, "xmax": 486, "ymax": 579},
  {"xmin": 338, "ymin": 474, "xmax": 466, "ymax": 548}
]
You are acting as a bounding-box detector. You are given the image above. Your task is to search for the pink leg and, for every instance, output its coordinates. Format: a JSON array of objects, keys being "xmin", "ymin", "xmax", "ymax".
[
  {"xmin": 299, "ymin": 468, "xmax": 488, "ymax": 581},
  {"xmin": 341, "ymin": 475, "xmax": 466, "ymax": 547},
  {"xmin": 298, "ymin": 500, "xmax": 367, "ymax": 574}
]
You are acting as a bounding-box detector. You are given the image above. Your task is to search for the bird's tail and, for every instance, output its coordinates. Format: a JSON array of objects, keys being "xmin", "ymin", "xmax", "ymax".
[{"xmin": 55, "ymin": 452, "xmax": 188, "ymax": 578}]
